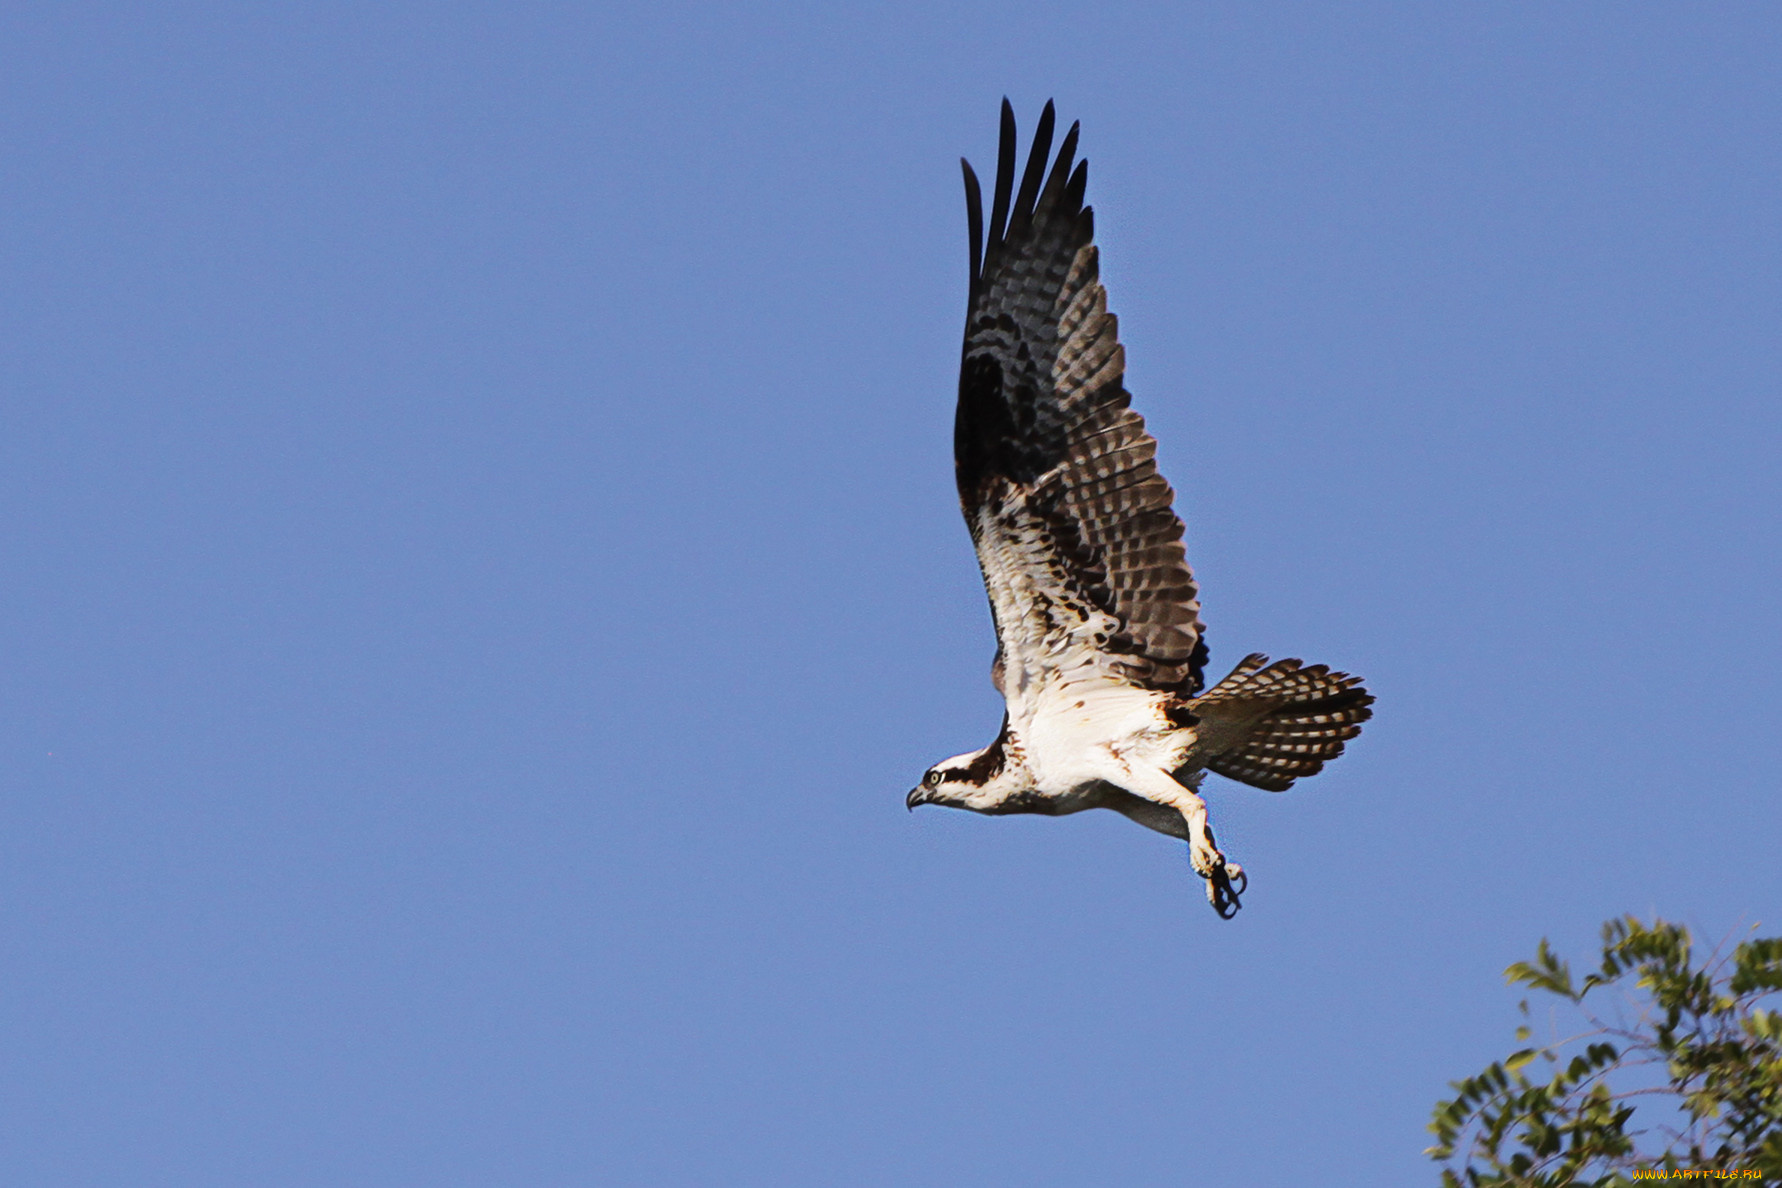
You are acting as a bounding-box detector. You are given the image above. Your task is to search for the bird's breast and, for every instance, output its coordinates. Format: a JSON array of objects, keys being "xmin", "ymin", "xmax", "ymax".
[{"xmin": 1015, "ymin": 681, "xmax": 1191, "ymax": 789}]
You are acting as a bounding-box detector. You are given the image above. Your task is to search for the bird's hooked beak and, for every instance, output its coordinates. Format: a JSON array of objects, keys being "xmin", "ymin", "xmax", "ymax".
[{"xmin": 906, "ymin": 784, "xmax": 931, "ymax": 811}]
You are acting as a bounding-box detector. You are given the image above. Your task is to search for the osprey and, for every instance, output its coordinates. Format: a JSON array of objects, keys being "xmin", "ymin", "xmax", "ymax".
[{"xmin": 907, "ymin": 100, "xmax": 1374, "ymax": 917}]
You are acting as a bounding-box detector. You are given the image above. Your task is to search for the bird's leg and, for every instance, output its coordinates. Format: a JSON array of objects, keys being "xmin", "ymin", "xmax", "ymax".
[
  {"xmin": 1176, "ymin": 791, "xmax": 1244, "ymax": 918},
  {"xmin": 1115, "ymin": 764, "xmax": 1244, "ymax": 918}
]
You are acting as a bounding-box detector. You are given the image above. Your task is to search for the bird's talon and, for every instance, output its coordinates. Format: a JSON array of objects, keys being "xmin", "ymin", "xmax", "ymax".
[{"xmin": 1204, "ymin": 861, "xmax": 1243, "ymax": 919}]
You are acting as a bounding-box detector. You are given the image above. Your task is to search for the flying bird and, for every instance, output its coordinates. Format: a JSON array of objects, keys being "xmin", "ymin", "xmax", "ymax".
[{"xmin": 907, "ymin": 100, "xmax": 1374, "ymax": 917}]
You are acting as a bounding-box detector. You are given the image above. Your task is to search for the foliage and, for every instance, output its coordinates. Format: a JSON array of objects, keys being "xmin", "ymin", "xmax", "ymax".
[{"xmin": 1428, "ymin": 916, "xmax": 1782, "ymax": 1186}]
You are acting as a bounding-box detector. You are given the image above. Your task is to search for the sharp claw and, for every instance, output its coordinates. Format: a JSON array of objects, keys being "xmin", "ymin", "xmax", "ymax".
[
  {"xmin": 1202, "ymin": 860, "xmax": 1244, "ymax": 919},
  {"xmin": 1185, "ymin": 841, "xmax": 1243, "ymax": 918}
]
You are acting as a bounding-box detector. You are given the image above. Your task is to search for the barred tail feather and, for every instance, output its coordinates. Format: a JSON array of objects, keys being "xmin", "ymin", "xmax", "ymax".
[{"xmin": 1196, "ymin": 654, "xmax": 1373, "ymax": 792}]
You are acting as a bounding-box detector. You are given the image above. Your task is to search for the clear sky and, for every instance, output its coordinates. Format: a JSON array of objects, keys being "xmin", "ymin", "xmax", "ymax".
[{"xmin": 3, "ymin": 3, "xmax": 1779, "ymax": 1184}]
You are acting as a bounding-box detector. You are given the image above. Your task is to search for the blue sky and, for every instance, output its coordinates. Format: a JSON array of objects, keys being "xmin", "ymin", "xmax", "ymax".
[{"xmin": 2, "ymin": 3, "xmax": 1778, "ymax": 1184}]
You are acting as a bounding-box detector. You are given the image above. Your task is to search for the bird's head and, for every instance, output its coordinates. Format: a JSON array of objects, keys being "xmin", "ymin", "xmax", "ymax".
[{"xmin": 906, "ymin": 745, "xmax": 1009, "ymax": 812}]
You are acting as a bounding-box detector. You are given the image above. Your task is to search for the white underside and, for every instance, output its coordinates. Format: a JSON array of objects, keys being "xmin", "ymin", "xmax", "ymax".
[{"xmin": 950, "ymin": 491, "xmax": 1214, "ymax": 842}]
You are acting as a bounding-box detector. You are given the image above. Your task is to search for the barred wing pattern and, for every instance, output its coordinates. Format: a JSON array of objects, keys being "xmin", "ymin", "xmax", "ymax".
[{"xmin": 956, "ymin": 100, "xmax": 1209, "ymax": 697}]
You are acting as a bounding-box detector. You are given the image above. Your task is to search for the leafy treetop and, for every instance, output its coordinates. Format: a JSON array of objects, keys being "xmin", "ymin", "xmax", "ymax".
[{"xmin": 1429, "ymin": 916, "xmax": 1782, "ymax": 1186}]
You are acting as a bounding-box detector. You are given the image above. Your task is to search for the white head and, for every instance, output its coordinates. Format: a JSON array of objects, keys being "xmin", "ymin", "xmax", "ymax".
[{"xmin": 906, "ymin": 735, "xmax": 1030, "ymax": 813}]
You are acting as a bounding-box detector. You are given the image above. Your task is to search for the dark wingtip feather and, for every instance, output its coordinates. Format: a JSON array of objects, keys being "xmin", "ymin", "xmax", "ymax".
[
  {"xmin": 961, "ymin": 158, "xmax": 984, "ymax": 291},
  {"xmin": 1036, "ymin": 119, "xmax": 1081, "ymax": 220},
  {"xmin": 1010, "ymin": 100, "xmax": 1056, "ymax": 232},
  {"xmin": 987, "ymin": 98, "xmax": 1016, "ymax": 258},
  {"xmin": 1065, "ymin": 158, "xmax": 1089, "ymax": 212},
  {"xmin": 1053, "ymin": 122, "xmax": 1082, "ymax": 188}
]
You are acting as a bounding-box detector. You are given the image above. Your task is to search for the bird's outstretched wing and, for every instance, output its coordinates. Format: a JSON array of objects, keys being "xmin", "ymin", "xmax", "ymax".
[{"xmin": 956, "ymin": 100, "xmax": 1208, "ymax": 700}]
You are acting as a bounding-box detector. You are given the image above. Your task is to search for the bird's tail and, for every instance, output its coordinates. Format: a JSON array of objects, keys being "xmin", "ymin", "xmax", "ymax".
[{"xmin": 1192, "ymin": 654, "xmax": 1373, "ymax": 792}]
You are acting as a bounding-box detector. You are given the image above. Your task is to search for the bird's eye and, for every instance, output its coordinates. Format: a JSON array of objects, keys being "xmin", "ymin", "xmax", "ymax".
[{"xmin": 924, "ymin": 769, "xmax": 943, "ymax": 787}]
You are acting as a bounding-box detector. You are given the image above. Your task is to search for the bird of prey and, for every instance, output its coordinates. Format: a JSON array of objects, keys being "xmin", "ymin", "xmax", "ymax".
[{"xmin": 907, "ymin": 100, "xmax": 1373, "ymax": 917}]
